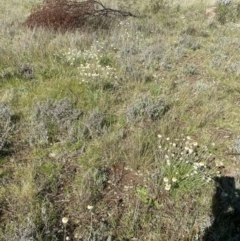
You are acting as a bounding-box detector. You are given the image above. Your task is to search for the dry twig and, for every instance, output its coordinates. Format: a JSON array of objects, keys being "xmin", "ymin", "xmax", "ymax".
[{"xmin": 24, "ymin": 0, "xmax": 142, "ymax": 31}]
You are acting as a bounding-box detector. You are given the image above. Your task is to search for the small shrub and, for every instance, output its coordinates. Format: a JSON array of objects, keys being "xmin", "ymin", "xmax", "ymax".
[
  {"xmin": 226, "ymin": 62, "xmax": 240, "ymax": 75},
  {"xmin": 82, "ymin": 110, "xmax": 109, "ymax": 139},
  {"xmin": 192, "ymin": 81, "xmax": 216, "ymax": 94},
  {"xmin": 173, "ymin": 46, "xmax": 187, "ymax": 62},
  {"xmin": 91, "ymin": 167, "xmax": 109, "ymax": 195},
  {"xmin": 161, "ymin": 57, "xmax": 173, "ymax": 70},
  {"xmin": 140, "ymin": 43, "xmax": 164, "ymax": 68},
  {"xmin": 179, "ymin": 34, "xmax": 201, "ymax": 51},
  {"xmin": 126, "ymin": 96, "xmax": 169, "ymax": 122},
  {"xmin": 211, "ymin": 54, "xmax": 227, "ymax": 69},
  {"xmin": 183, "ymin": 63, "xmax": 199, "ymax": 76},
  {"xmin": 19, "ymin": 63, "xmax": 35, "ymax": 80},
  {"xmin": 29, "ymin": 98, "xmax": 83, "ymax": 145}
]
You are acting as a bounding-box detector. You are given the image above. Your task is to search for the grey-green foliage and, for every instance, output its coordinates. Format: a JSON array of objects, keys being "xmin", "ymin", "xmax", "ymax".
[
  {"xmin": 29, "ymin": 98, "xmax": 83, "ymax": 145},
  {"xmin": 83, "ymin": 110, "xmax": 109, "ymax": 139},
  {"xmin": 19, "ymin": 63, "xmax": 35, "ymax": 80},
  {"xmin": 0, "ymin": 102, "xmax": 13, "ymax": 151},
  {"xmin": 93, "ymin": 167, "xmax": 109, "ymax": 192},
  {"xmin": 1, "ymin": 215, "xmax": 36, "ymax": 241},
  {"xmin": 119, "ymin": 41, "xmax": 165, "ymax": 81},
  {"xmin": 183, "ymin": 63, "xmax": 199, "ymax": 76},
  {"xmin": 218, "ymin": 0, "xmax": 231, "ymax": 4},
  {"xmin": 140, "ymin": 42, "xmax": 164, "ymax": 68},
  {"xmin": 126, "ymin": 96, "xmax": 169, "ymax": 122},
  {"xmin": 179, "ymin": 34, "xmax": 201, "ymax": 51}
]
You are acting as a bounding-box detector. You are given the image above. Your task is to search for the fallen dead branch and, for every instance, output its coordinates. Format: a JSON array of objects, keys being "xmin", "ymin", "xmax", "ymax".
[{"xmin": 24, "ymin": 0, "xmax": 143, "ymax": 32}]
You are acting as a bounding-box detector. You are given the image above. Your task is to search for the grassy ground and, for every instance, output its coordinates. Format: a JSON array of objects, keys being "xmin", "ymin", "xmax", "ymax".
[{"xmin": 1, "ymin": 0, "xmax": 240, "ymax": 240}]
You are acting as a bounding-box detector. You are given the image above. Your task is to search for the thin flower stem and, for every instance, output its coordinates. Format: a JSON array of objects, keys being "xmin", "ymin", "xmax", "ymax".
[
  {"xmin": 63, "ymin": 225, "xmax": 66, "ymax": 241},
  {"xmin": 88, "ymin": 211, "xmax": 93, "ymax": 241}
]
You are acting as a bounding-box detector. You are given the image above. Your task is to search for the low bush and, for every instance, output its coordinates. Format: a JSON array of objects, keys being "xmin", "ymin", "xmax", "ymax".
[
  {"xmin": 126, "ymin": 96, "xmax": 169, "ymax": 122},
  {"xmin": 82, "ymin": 110, "xmax": 109, "ymax": 139},
  {"xmin": 29, "ymin": 98, "xmax": 83, "ymax": 145},
  {"xmin": 19, "ymin": 63, "xmax": 35, "ymax": 80}
]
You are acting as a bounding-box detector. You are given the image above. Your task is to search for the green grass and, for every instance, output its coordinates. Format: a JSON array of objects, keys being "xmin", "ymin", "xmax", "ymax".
[{"xmin": 1, "ymin": 0, "xmax": 240, "ymax": 240}]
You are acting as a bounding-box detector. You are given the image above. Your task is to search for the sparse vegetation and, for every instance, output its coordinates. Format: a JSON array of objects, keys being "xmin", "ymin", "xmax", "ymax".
[
  {"xmin": 216, "ymin": 0, "xmax": 240, "ymax": 24},
  {"xmin": 0, "ymin": 102, "xmax": 14, "ymax": 153},
  {"xmin": 1, "ymin": 0, "xmax": 240, "ymax": 240}
]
